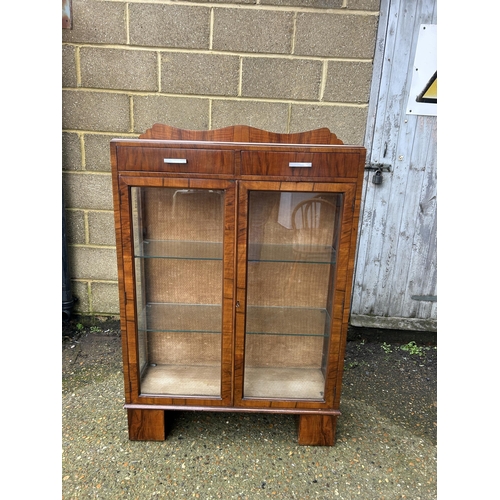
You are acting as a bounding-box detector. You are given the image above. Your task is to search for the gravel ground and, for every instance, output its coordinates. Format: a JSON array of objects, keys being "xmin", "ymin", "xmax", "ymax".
[{"xmin": 62, "ymin": 319, "xmax": 437, "ymax": 499}]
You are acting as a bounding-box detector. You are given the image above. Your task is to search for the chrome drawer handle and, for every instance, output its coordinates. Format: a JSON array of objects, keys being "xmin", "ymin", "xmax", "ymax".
[
  {"xmin": 289, "ymin": 162, "xmax": 312, "ymax": 168},
  {"xmin": 164, "ymin": 158, "xmax": 187, "ymax": 164}
]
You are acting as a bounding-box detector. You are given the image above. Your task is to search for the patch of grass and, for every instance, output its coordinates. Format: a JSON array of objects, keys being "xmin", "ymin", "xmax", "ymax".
[
  {"xmin": 400, "ymin": 341, "xmax": 425, "ymax": 357},
  {"xmin": 356, "ymin": 339, "xmax": 366, "ymax": 350},
  {"xmin": 381, "ymin": 342, "xmax": 392, "ymax": 354},
  {"xmin": 345, "ymin": 361, "xmax": 359, "ymax": 370}
]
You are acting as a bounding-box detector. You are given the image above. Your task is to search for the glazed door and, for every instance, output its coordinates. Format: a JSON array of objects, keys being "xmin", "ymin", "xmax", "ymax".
[
  {"xmin": 119, "ymin": 176, "xmax": 235, "ymax": 406},
  {"xmin": 234, "ymin": 182, "xmax": 356, "ymax": 409}
]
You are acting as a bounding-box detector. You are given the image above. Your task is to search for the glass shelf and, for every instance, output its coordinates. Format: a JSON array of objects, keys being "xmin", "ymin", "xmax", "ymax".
[
  {"xmin": 138, "ymin": 303, "xmax": 222, "ymax": 333},
  {"xmin": 138, "ymin": 303, "xmax": 331, "ymax": 338},
  {"xmin": 246, "ymin": 306, "xmax": 330, "ymax": 337},
  {"xmin": 135, "ymin": 240, "xmax": 223, "ymax": 260},
  {"xmin": 248, "ymin": 243, "xmax": 335, "ymax": 264},
  {"xmin": 134, "ymin": 240, "xmax": 335, "ymax": 264}
]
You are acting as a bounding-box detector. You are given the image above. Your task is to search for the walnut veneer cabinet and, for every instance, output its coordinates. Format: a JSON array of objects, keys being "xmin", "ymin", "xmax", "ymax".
[{"xmin": 111, "ymin": 125, "xmax": 366, "ymax": 445}]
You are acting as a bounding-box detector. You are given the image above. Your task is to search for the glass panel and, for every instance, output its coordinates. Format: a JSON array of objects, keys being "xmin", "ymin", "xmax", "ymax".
[
  {"xmin": 131, "ymin": 187, "xmax": 225, "ymax": 397},
  {"xmin": 244, "ymin": 191, "xmax": 342, "ymax": 400}
]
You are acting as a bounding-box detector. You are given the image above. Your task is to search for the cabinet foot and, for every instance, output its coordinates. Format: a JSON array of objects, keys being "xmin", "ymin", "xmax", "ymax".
[
  {"xmin": 127, "ymin": 409, "xmax": 166, "ymax": 441},
  {"xmin": 297, "ymin": 414, "xmax": 337, "ymax": 446}
]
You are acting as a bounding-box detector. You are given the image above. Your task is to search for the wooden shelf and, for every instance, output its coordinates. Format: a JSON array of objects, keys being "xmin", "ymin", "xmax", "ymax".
[
  {"xmin": 244, "ymin": 367, "xmax": 325, "ymax": 400},
  {"xmin": 140, "ymin": 364, "xmax": 325, "ymax": 400},
  {"xmin": 141, "ymin": 364, "xmax": 221, "ymax": 397}
]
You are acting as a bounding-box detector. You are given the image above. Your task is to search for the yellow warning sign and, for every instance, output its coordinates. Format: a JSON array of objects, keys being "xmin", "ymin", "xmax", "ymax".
[
  {"xmin": 417, "ymin": 71, "xmax": 437, "ymax": 103},
  {"xmin": 406, "ymin": 24, "xmax": 437, "ymax": 116}
]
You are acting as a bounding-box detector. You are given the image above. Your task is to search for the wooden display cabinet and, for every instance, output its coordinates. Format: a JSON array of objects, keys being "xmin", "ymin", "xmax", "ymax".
[{"xmin": 111, "ymin": 125, "xmax": 366, "ymax": 445}]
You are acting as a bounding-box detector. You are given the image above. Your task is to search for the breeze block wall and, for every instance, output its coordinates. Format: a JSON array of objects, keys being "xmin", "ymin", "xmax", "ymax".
[{"xmin": 62, "ymin": 0, "xmax": 380, "ymax": 317}]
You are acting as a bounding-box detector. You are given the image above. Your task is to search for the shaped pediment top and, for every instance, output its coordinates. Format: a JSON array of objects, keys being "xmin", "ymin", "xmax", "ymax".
[{"xmin": 139, "ymin": 124, "xmax": 343, "ymax": 145}]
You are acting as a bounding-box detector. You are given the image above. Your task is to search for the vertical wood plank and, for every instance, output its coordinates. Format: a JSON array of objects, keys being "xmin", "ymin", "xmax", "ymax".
[
  {"xmin": 401, "ymin": 117, "xmax": 437, "ymax": 318},
  {"xmin": 388, "ymin": 116, "xmax": 436, "ymax": 317},
  {"xmin": 222, "ymin": 182, "xmax": 236, "ymax": 404},
  {"xmin": 110, "ymin": 143, "xmax": 133, "ymax": 404},
  {"xmin": 233, "ymin": 183, "xmax": 248, "ymax": 404}
]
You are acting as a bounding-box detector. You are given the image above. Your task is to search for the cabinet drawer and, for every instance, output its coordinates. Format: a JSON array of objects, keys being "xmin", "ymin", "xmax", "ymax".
[
  {"xmin": 241, "ymin": 151, "xmax": 357, "ymax": 177},
  {"xmin": 117, "ymin": 147, "xmax": 234, "ymax": 174}
]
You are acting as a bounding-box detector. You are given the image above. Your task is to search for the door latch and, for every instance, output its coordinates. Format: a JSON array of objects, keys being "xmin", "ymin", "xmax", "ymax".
[
  {"xmin": 364, "ymin": 163, "xmax": 392, "ymax": 172},
  {"xmin": 365, "ymin": 163, "xmax": 391, "ymax": 186}
]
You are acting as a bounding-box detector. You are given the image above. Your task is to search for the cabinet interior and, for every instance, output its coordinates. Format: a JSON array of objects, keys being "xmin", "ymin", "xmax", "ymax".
[{"xmin": 131, "ymin": 186, "xmax": 342, "ymax": 400}]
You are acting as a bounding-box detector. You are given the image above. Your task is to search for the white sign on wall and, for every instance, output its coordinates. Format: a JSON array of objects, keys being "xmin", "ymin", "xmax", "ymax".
[{"xmin": 406, "ymin": 24, "xmax": 437, "ymax": 116}]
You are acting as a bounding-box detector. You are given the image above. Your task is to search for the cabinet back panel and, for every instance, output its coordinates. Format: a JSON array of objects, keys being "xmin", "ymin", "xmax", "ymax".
[
  {"xmin": 144, "ymin": 259, "xmax": 222, "ymax": 304},
  {"xmin": 147, "ymin": 332, "xmax": 221, "ymax": 365},
  {"xmin": 141, "ymin": 188, "xmax": 224, "ymax": 243},
  {"xmin": 245, "ymin": 335, "xmax": 323, "ymax": 368}
]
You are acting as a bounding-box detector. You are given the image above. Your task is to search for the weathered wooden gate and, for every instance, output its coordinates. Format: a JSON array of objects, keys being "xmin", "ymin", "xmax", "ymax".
[{"xmin": 350, "ymin": 0, "xmax": 437, "ymax": 332}]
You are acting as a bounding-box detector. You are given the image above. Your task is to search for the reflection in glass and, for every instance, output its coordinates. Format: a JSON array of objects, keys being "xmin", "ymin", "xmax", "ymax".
[{"xmin": 244, "ymin": 191, "xmax": 342, "ymax": 400}]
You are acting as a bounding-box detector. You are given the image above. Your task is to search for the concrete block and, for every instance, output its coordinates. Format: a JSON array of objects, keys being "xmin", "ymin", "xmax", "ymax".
[
  {"xmin": 290, "ymin": 104, "xmax": 368, "ymax": 144},
  {"xmin": 183, "ymin": 0, "xmax": 255, "ymax": 3},
  {"xmin": 213, "ymin": 9, "xmax": 294, "ymax": 54},
  {"xmin": 62, "ymin": 0, "xmax": 126, "ymax": 45},
  {"xmin": 85, "ymin": 134, "xmax": 130, "ymax": 172},
  {"xmin": 69, "ymin": 246, "xmax": 118, "ymax": 281},
  {"xmin": 63, "ymin": 172, "xmax": 113, "ymax": 211},
  {"xmin": 211, "ymin": 100, "xmax": 289, "ymax": 132},
  {"xmin": 91, "ymin": 282, "xmax": 120, "ymax": 315},
  {"xmin": 347, "ymin": 0, "xmax": 381, "ymax": 11},
  {"xmin": 63, "ymin": 91, "xmax": 130, "ymax": 133},
  {"xmin": 62, "ymin": 45, "xmax": 77, "ymax": 88},
  {"xmin": 80, "ymin": 48, "xmax": 158, "ymax": 92},
  {"xmin": 323, "ymin": 61, "xmax": 373, "ymax": 103},
  {"xmin": 63, "ymin": 132, "xmax": 82, "ymax": 171},
  {"xmin": 71, "ymin": 280, "xmax": 90, "ymax": 314},
  {"xmin": 129, "ymin": 4, "xmax": 210, "ymax": 49},
  {"xmin": 65, "ymin": 209, "xmax": 86, "ymax": 245},
  {"xmin": 88, "ymin": 211, "xmax": 116, "ymax": 246},
  {"xmin": 161, "ymin": 53, "xmax": 239, "ymax": 96},
  {"xmin": 242, "ymin": 57, "xmax": 322, "ymax": 100},
  {"xmin": 261, "ymin": 0, "xmax": 342, "ymax": 7},
  {"xmin": 133, "ymin": 95, "xmax": 209, "ymax": 134},
  {"xmin": 294, "ymin": 12, "xmax": 378, "ymax": 58}
]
